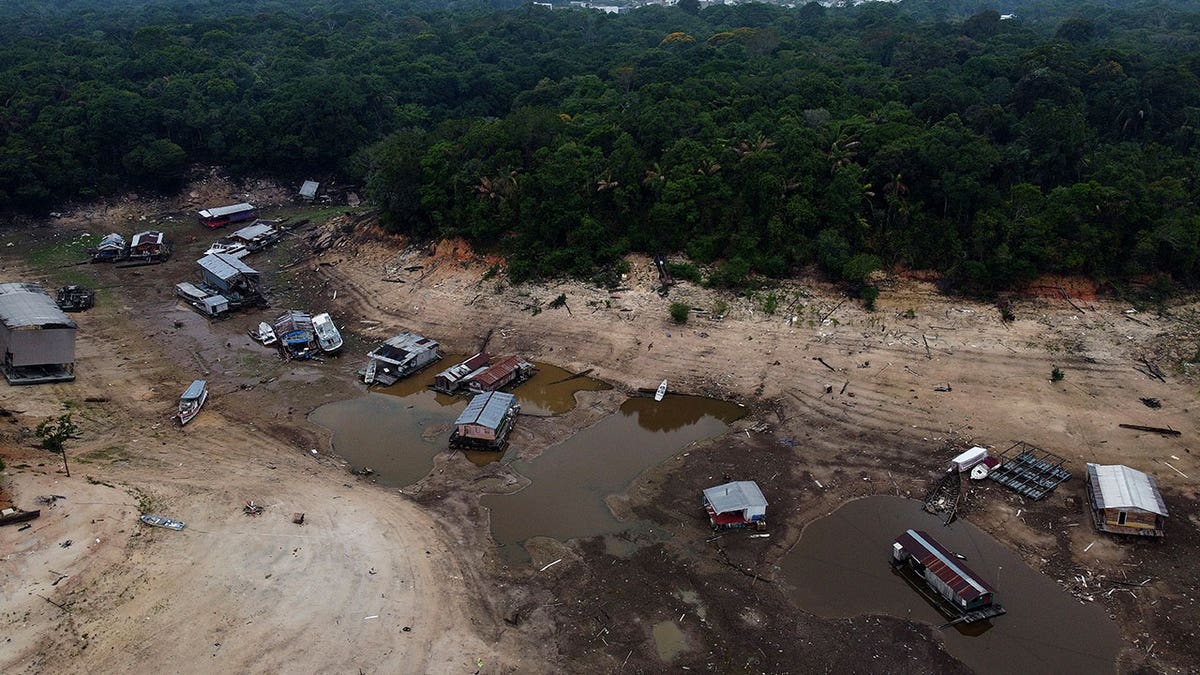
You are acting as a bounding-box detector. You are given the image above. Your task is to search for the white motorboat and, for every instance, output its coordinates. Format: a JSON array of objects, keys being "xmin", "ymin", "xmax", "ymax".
[
  {"xmin": 655, "ymin": 379, "xmax": 668, "ymax": 402},
  {"xmin": 312, "ymin": 312, "xmax": 343, "ymax": 353},
  {"xmin": 178, "ymin": 379, "xmax": 208, "ymax": 425}
]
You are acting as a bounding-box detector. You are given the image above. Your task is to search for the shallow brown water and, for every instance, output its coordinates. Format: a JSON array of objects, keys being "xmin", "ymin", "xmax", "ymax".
[
  {"xmin": 483, "ymin": 395, "xmax": 744, "ymax": 563},
  {"xmin": 512, "ymin": 363, "xmax": 612, "ymax": 415},
  {"xmin": 309, "ymin": 359, "xmax": 613, "ymax": 484},
  {"xmin": 781, "ymin": 495, "xmax": 1119, "ymax": 675},
  {"xmin": 308, "ymin": 363, "xmax": 463, "ymax": 487}
]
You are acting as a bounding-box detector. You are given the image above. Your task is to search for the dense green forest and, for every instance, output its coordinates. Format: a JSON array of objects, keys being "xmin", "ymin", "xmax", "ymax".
[{"xmin": 3, "ymin": 0, "xmax": 1200, "ymax": 291}]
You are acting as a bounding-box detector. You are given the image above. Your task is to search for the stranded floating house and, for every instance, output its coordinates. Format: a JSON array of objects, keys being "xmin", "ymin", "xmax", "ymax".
[
  {"xmin": 464, "ymin": 355, "xmax": 535, "ymax": 395},
  {"xmin": 702, "ymin": 481, "xmax": 768, "ymax": 530},
  {"xmin": 449, "ymin": 391, "xmax": 520, "ymax": 450},
  {"xmin": 197, "ymin": 203, "xmax": 256, "ymax": 229},
  {"xmin": 433, "ymin": 352, "xmax": 491, "ymax": 394},
  {"xmin": 891, "ymin": 529, "xmax": 1006, "ymax": 624},
  {"xmin": 0, "ymin": 282, "xmax": 77, "ymax": 384},
  {"xmin": 1086, "ymin": 463, "xmax": 1168, "ymax": 537},
  {"xmin": 365, "ymin": 332, "xmax": 441, "ymax": 386}
]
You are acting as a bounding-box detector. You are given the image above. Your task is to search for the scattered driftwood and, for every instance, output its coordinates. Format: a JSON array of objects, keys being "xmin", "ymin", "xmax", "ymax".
[
  {"xmin": 839, "ymin": 381, "xmax": 849, "ymax": 395},
  {"xmin": 547, "ymin": 368, "xmax": 594, "ymax": 385},
  {"xmin": 292, "ymin": 513, "xmax": 305, "ymax": 525},
  {"xmin": 1058, "ymin": 287, "xmax": 1086, "ymax": 314},
  {"xmin": 819, "ymin": 299, "xmax": 846, "ymax": 324},
  {"xmin": 933, "ymin": 384, "xmax": 953, "ymax": 392},
  {"xmin": 1118, "ymin": 424, "xmax": 1181, "ymax": 437},
  {"xmin": 922, "ymin": 335, "xmax": 932, "ymax": 360},
  {"xmin": 243, "ymin": 500, "xmax": 265, "ymax": 516},
  {"xmin": 1141, "ymin": 359, "xmax": 1166, "ymax": 382},
  {"xmin": 813, "ymin": 357, "xmax": 837, "ymax": 372},
  {"xmin": 1124, "ymin": 314, "xmax": 1150, "ymax": 327},
  {"xmin": 1140, "ymin": 397, "xmax": 1162, "ymax": 409},
  {"xmin": 381, "ymin": 278, "xmax": 406, "ymax": 284}
]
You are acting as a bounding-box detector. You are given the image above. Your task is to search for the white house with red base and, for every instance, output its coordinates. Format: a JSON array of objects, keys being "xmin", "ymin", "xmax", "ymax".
[{"xmin": 703, "ymin": 481, "xmax": 767, "ymax": 530}]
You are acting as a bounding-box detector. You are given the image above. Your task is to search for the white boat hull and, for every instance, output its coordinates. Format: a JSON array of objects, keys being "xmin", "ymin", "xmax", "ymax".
[{"xmin": 655, "ymin": 379, "xmax": 668, "ymax": 402}]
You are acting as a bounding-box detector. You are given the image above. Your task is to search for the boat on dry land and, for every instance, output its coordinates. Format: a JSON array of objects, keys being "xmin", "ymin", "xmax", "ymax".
[{"xmin": 178, "ymin": 379, "xmax": 208, "ymax": 425}]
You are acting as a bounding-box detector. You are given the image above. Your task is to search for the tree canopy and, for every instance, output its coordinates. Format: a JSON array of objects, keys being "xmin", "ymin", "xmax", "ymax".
[{"xmin": 2, "ymin": 0, "xmax": 1200, "ymax": 291}]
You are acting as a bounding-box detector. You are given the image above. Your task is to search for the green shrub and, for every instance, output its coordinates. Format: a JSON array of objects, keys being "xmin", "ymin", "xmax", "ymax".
[
  {"xmin": 761, "ymin": 293, "xmax": 779, "ymax": 315},
  {"xmin": 669, "ymin": 302, "xmax": 690, "ymax": 324},
  {"xmin": 1051, "ymin": 366, "xmax": 1065, "ymax": 382}
]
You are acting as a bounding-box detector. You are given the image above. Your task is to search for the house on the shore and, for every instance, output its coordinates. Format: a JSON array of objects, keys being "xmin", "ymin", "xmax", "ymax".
[
  {"xmin": 1086, "ymin": 463, "xmax": 1168, "ymax": 537},
  {"xmin": 0, "ymin": 282, "xmax": 77, "ymax": 384},
  {"xmin": 365, "ymin": 332, "xmax": 441, "ymax": 386},
  {"xmin": 198, "ymin": 203, "xmax": 256, "ymax": 229},
  {"xmin": 197, "ymin": 253, "xmax": 262, "ymax": 300},
  {"xmin": 702, "ymin": 481, "xmax": 767, "ymax": 530},
  {"xmin": 128, "ymin": 230, "xmax": 171, "ymax": 262}
]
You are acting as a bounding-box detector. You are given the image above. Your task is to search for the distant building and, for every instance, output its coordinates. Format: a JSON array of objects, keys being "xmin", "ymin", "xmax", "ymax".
[
  {"xmin": 197, "ymin": 203, "xmax": 256, "ymax": 228},
  {"xmin": 128, "ymin": 230, "xmax": 171, "ymax": 261},
  {"xmin": 299, "ymin": 180, "xmax": 320, "ymax": 202},
  {"xmin": 1086, "ymin": 463, "xmax": 1168, "ymax": 537},
  {"xmin": 0, "ymin": 282, "xmax": 77, "ymax": 384}
]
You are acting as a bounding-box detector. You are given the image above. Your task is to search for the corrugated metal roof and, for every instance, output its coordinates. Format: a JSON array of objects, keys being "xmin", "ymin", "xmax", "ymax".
[
  {"xmin": 0, "ymin": 282, "xmax": 77, "ymax": 329},
  {"xmin": 703, "ymin": 481, "xmax": 767, "ymax": 515},
  {"xmin": 471, "ymin": 355, "xmax": 526, "ymax": 388},
  {"xmin": 198, "ymin": 253, "xmax": 258, "ymax": 280},
  {"xmin": 455, "ymin": 391, "xmax": 517, "ymax": 430},
  {"xmin": 1087, "ymin": 464, "xmax": 1168, "ymax": 516},
  {"xmin": 896, "ymin": 529, "xmax": 994, "ymax": 603},
  {"xmin": 232, "ymin": 223, "xmax": 274, "ymax": 241},
  {"xmin": 199, "ymin": 203, "xmax": 255, "ymax": 219},
  {"xmin": 300, "ymin": 181, "xmax": 319, "ymax": 198}
]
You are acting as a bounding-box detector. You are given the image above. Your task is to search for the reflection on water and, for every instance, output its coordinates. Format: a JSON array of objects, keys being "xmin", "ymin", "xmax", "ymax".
[
  {"xmin": 511, "ymin": 363, "xmax": 611, "ymax": 416},
  {"xmin": 483, "ymin": 396, "xmax": 744, "ymax": 563},
  {"xmin": 310, "ymin": 358, "xmax": 611, "ymax": 481},
  {"xmin": 781, "ymin": 496, "xmax": 1119, "ymax": 675},
  {"xmin": 309, "ymin": 388, "xmax": 463, "ymax": 487}
]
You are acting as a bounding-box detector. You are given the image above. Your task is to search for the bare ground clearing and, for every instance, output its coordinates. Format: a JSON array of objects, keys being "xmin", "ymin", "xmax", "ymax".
[{"xmin": 2, "ymin": 182, "xmax": 1199, "ymax": 673}]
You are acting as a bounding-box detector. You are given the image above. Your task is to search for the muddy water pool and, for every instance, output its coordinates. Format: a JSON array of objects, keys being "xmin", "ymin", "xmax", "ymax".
[
  {"xmin": 781, "ymin": 495, "xmax": 1119, "ymax": 674},
  {"xmin": 482, "ymin": 395, "xmax": 744, "ymax": 563},
  {"xmin": 309, "ymin": 359, "xmax": 611, "ymax": 486}
]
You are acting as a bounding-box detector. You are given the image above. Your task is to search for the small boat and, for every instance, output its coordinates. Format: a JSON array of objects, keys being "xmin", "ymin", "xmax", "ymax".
[
  {"xmin": 204, "ymin": 240, "xmax": 249, "ymax": 258},
  {"xmin": 248, "ymin": 321, "xmax": 277, "ymax": 345},
  {"xmin": 178, "ymin": 379, "xmax": 208, "ymax": 425},
  {"xmin": 655, "ymin": 379, "xmax": 668, "ymax": 402},
  {"xmin": 140, "ymin": 514, "xmax": 185, "ymax": 531},
  {"xmin": 363, "ymin": 358, "xmax": 377, "ymax": 385},
  {"xmin": 311, "ymin": 312, "xmax": 343, "ymax": 353}
]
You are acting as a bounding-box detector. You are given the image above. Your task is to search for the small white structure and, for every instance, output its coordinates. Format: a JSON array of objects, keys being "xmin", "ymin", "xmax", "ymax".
[{"xmin": 948, "ymin": 446, "xmax": 989, "ymax": 473}]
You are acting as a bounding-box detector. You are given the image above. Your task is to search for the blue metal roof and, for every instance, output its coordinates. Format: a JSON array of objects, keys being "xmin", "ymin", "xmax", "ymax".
[
  {"xmin": 182, "ymin": 380, "xmax": 207, "ymax": 401},
  {"xmin": 455, "ymin": 391, "xmax": 517, "ymax": 430}
]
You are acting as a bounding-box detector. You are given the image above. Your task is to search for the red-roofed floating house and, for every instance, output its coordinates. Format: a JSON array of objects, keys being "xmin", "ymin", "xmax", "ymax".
[{"xmin": 891, "ymin": 529, "xmax": 1006, "ymax": 624}]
